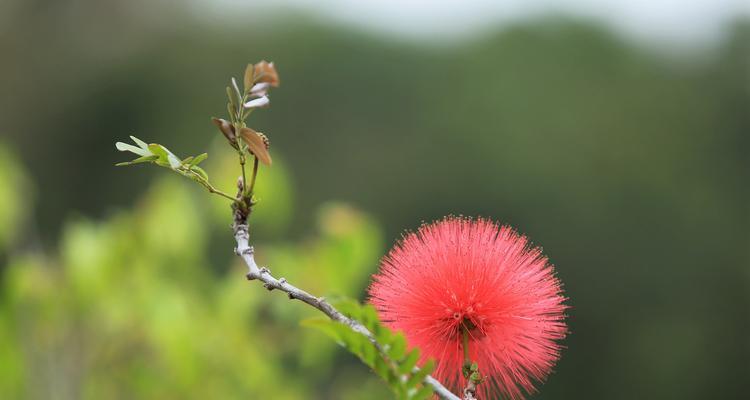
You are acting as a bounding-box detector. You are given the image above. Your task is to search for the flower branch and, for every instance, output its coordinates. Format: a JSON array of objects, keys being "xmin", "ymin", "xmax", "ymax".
[
  {"xmin": 232, "ymin": 218, "xmax": 460, "ymax": 400},
  {"xmin": 113, "ymin": 61, "xmax": 570, "ymax": 400}
]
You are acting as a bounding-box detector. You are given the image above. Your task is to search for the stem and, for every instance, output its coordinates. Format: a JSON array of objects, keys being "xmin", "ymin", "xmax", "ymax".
[
  {"xmin": 461, "ymin": 324, "xmax": 479, "ymax": 400},
  {"xmin": 240, "ymin": 152, "xmax": 248, "ymax": 195},
  {"xmin": 232, "ymin": 221, "xmax": 461, "ymax": 400},
  {"xmin": 248, "ymin": 156, "xmax": 259, "ymax": 195},
  {"xmin": 462, "ymin": 325, "xmax": 470, "ymax": 364},
  {"xmin": 190, "ymin": 170, "xmax": 237, "ymax": 201}
]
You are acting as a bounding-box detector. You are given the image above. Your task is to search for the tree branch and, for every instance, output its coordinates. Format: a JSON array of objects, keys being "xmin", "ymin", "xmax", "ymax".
[
  {"xmin": 232, "ymin": 221, "xmax": 460, "ymax": 400},
  {"xmin": 463, "ymin": 380, "xmax": 478, "ymax": 400}
]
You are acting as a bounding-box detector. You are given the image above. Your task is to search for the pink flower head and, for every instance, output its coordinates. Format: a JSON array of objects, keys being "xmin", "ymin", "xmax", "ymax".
[{"xmin": 368, "ymin": 217, "xmax": 567, "ymax": 399}]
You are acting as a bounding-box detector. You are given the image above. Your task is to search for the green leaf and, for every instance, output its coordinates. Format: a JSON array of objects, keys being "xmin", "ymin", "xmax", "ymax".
[
  {"xmin": 361, "ymin": 304, "xmax": 381, "ymax": 331},
  {"xmin": 190, "ymin": 166, "xmax": 209, "ymax": 181},
  {"xmin": 406, "ymin": 360, "xmax": 435, "ymax": 388},
  {"xmin": 181, "ymin": 156, "xmax": 194, "ymax": 165},
  {"xmin": 115, "ymin": 154, "xmax": 159, "ymax": 166},
  {"xmin": 360, "ymin": 337, "xmax": 377, "ymax": 366},
  {"xmin": 388, "ymin": 333, "xmax": 407, "ymax": 360},
  {"xmin": 300, "ymin": 317, "xmax": 342, "ymax": 344},
  {"xmin": 148, "ymin": 144, "xmax": 181, "ymax": 169},
  {"xmin": 148, "ymin": 143, "xmax": 168, "ymax": 160},
  {"xmin": 129, "ymin": 135, "xmax": 149, "ymax": 151},
  {"xmin": 226, "ymin": 102, "xmax": 234, "ymax": 119},
  {"xmin": 190, "ymin": 153, "xmax": 208, "ymax": 166},
  {"xmin": 410, "ymin": 385, "xmax": 434, "ymax": 400},
  {"xmin": 115, "ymin": 142, "xmax": 149, "ymax": 157},
  {"xmin": 333, "ymin": 298, "xmax": 364, "ymax": 320},
  {"xmin": 226, "ymin": 86, "xmax": 236, "ymax": 110},
  {"xmin": 398, "ymin": 349, "xmax": 420, "ymax": 375},
  {"xmin": 373, "ymin": 355, "xmax": 391, "ymax": 381},
  {"xmin": 167, "ymin": 153, "xmax": 181, "ymax": 169}
]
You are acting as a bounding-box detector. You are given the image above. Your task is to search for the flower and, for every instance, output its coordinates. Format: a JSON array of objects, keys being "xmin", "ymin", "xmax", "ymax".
[{"xmin": 368, "ymin": 217, "xmax": 568, "ymax": 400}]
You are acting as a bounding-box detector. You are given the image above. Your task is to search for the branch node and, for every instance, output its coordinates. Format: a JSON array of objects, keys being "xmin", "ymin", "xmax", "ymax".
[
  {"xmin": 279, "ymin": 277, "xmax": 287, "ymax": 284},
  {"xmin": 263, "ymin": 283, "xmax": 274, "ymax": 291},
  {"xmin": 259, "ymin": 266, "xmax": 269, "ymax": 274},
  {"xmin": 288, "ymin": 292, "xmax": 295, "ymax": 300}
]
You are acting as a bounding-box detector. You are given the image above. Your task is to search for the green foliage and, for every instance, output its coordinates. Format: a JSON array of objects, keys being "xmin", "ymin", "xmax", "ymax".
[
  {"xmin": 116, "ymin": 136, "xmax": 214, "ymax": 186},
  {"xmin": 302, "ymin": 299, "xmax": 435, "ymax": 400},
  {"xmin": 0, "ymin": 141, "xmax": 31, "ymax": 251},
  {"xmin": 0, "ymin": 161, "xmax": 389, "ymax": 398}
]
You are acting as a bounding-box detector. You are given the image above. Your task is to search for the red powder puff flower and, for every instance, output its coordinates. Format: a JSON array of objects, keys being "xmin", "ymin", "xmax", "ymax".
[{"xmin": 368, "ymin": 217, "xmax": 568, "ymax": 399}]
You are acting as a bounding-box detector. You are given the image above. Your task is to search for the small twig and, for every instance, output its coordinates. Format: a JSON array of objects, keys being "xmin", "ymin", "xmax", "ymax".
[
  {"xmin": 247, "ymin": 156, "xmax": 259, "ymax": 195},
  {"xmin": 239, "ymin": 152, "xmax": 248, "ymax": 197},
  {"xmin": 232, "ymin": 221, "xmax": 460, "ymax": 400},
  {"xmin": 463, "ymin": 381, "xmax": 478, "ymax": 400},
  {"xmin": 188, "ymin": 170, "xmax": 237, "ymax": 201},
  {"xmin": 461, "ymin": 326, "xmax": 480, "ymax": 400}
]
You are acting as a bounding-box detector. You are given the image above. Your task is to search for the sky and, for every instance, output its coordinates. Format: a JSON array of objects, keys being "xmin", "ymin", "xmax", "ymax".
[{"xmin": 196, "ymin": 0, "xmax": 750, "ymax": 45}]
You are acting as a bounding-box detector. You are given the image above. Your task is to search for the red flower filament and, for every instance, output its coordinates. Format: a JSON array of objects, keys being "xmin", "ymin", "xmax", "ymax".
[{"xmin": 368, "ymin": 218, "xmax": 568, "ymax": 399}]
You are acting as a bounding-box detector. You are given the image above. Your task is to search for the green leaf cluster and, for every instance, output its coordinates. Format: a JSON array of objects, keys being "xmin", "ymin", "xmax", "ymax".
[
  {"xmin": 302, "ymin": 299, "xmax": 435, "ymax": 400},
  {"xmin": 0, "ymin": 160, "xmax": 389, "ymax": 398},
  {"xmin": 115, "ymin": 136, "xmax": 211, "ymax": 185}
]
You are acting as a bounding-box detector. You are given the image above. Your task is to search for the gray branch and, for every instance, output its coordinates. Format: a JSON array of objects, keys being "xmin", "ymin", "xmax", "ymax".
[
  {"xmin": 463, "ymin": 380, "xmax": 478, "ymax": 400},
  {"xmin": 233, "ymin": 222, "xmax": 460, "ymax": 400}
]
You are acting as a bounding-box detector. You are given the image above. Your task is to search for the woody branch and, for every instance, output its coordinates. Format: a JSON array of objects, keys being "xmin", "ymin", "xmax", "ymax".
[{"xmin": 232, "ymin": 217, "xmax": 460, "ymax": 400}]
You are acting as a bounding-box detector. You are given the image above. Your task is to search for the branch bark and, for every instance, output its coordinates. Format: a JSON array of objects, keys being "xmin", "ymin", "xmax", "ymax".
[
  {"xmin": 463, "ymin": 380, "xmax": 478, "ymax": 400},
  {"xmin": 233, "ymin": 221, "xmax": 460, "ymax": 400}
]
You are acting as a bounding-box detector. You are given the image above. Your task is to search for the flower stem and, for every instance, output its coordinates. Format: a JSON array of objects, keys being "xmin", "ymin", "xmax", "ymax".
[
  {"xmin": 248, "ymin": 156, "xmax": 259, "ymax": 195},
  {"xmin": 462, "ymin": 325, "xmax": 470, "ymax": 364},
  {"xmin": 189, "ymin": 170, "xmax": 237, "ymax": 201},
  {"xmin": 240, "ymin": 152, "xmax": 248, "ymax": 195}
]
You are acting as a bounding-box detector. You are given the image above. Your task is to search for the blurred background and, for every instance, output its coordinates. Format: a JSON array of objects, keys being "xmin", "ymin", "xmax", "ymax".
[{"xmin": 1, "ymin": 0, "xmax": 748, "ymax": 399}]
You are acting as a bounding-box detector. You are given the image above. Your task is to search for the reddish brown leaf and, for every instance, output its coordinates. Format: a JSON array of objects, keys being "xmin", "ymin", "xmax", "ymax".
[
  {"xmin": 253, "ymin": 60, "xmax": 280, "ymax": 87},
  {"xmin": 211, "ymin": 117, "xmax": 238, "ymax": 149},
  {"xmin": 238, "ymin": 127, "xmax": 272, "ymax": 166}
]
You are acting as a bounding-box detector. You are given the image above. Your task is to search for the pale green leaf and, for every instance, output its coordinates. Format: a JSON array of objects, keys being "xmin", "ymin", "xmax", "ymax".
[
  {"xmin": 115, "ymin": 142, "xmax": 149, "ymax": 157},
  {"xmin": 190, "ymin": 166, "xmax": 209, "ymax": 181},
  {"xmin": 129, "ymin": 135, "xmax": 149, "ymax": 151},
  {"xmin": 115, "ymin": 154, "xmax": 159, "ymax": 166},
  {"xmin": 190, "ymin": 153, "xmax": 208, "ymax": 166}
]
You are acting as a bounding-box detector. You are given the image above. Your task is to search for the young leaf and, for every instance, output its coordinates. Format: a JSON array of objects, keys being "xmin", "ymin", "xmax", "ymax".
[
  {"xmin": 115, "ymin": 154, "xmax": 159, "ymax": 166},
  {"xmin": 190, "ymin": 153, "xmax": 208, "ymax": 166},
  {"xmin": 238, "ymin": 127, "xmax": 272, "ymax": 166},
  {"xmin": 231, "ymin": 77, "xmax": 242, "ymax": 100},
  {"xmin": 115, "ymin": 142, "xmax": 149, "ymax": 157},
  {"xmin": 147, "ymin": 144, "xmax": 181, "ymax": 169},
  {"xmin": 190, "ymin": 165, "xmax": 209, "ymax": 181},
  {"xmin": 398, "ymin": 349, "xmax": 420, "ymax": 375},
  {"xmin": 406, "ymin": 360, "xmax": 435, "ymax": 388},
  {"xmin": 129, "ymin": 135, "xmax": 149, "ymax": 151},
  {"xmin": 300, "ymin": 317, "xmax": 343, "ymax": 344},
  {"xmin": 410, "ymin": 385, "xmax": 434, "ymax": 400},
  {"xmin": 243, "ymin": 63, "xmax": 254, "ymax": 93},
  {"xmin": 388, "ymin": 333, "xmax": 407, "ymax": 361}
]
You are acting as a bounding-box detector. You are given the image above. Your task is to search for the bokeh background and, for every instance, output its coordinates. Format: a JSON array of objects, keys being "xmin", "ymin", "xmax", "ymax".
[{"xmin": 1, "ymin": 0, "xmax": 748, "ymax": 399}]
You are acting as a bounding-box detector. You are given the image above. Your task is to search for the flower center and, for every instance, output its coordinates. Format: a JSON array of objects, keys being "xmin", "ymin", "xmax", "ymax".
[{"xmin": 445, "ymin": 307, "xmax": 485, "ymax": 341}]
